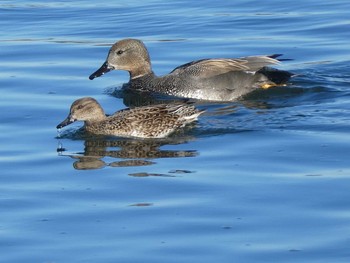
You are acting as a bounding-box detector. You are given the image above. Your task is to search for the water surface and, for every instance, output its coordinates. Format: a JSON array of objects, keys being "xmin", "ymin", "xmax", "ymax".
[{"xmin": 1, "ymin": 1, "xmax": 350, "ymax": 262}]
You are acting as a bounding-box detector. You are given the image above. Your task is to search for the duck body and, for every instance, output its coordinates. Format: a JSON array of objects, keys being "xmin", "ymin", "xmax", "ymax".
[
  {"xmin": 89, "ymin": 39, "xmax": 293, "ymax": 101},
  {"xmin": 128, "ymin": 69, "xmax": 268, "ymax": 101},
  {"xmin": 57, "ymin": 97, "xmax": 204, "ymax": 138}
]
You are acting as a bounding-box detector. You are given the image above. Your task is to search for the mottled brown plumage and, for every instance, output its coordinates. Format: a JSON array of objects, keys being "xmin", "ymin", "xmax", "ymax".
[{"xmin": 57, "ymin": 97, "xmax": 204, "ymax": 138}]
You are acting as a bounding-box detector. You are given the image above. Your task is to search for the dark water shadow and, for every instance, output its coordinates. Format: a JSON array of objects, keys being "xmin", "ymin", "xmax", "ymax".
[{"xmin": 106, "ymin": 85, "xmax": 190, "ymax": 108}]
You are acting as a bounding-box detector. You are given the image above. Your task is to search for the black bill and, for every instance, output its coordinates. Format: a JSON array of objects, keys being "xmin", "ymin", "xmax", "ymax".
[
  {"xmin": 56, "ymin": 117, "xmax": 75, "ymax": 129},
  {"xmin": 89, "ymin": 61, "xmax": 112, "ymax": 80}
]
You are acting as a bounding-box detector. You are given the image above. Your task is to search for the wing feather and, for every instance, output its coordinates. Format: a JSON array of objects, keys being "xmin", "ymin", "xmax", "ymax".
[{"xmin": 170, "ymin": 56, "xmax": 280, "ymax": 78}]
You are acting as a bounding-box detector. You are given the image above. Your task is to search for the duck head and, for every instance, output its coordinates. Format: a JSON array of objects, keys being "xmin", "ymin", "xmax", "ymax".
[
  {"xmin": 89, "ymin": 38, "xmax": 152, "ymax": 80},
  {"xmin": 57, "ymin": 97, "xmax": 105, "ymax": 129}
]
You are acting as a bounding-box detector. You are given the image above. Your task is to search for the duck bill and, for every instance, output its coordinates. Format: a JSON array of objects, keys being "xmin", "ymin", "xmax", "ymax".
[
  {"xmin": 89, "ymin": 61, "xmax": 113, "ymax": 80},
  {"xmin": 56, "ymin": 116, "xmax": 75, "ymax": 129}
]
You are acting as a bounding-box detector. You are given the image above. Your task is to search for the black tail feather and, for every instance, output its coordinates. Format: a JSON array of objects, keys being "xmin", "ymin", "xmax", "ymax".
[
  {"xmin": 258, "ymin": 67, "xmax": 295, "ymax": 84},
  {"xmin": 268, "ymin": 54, "xmax": 293, "ymax": 62}
]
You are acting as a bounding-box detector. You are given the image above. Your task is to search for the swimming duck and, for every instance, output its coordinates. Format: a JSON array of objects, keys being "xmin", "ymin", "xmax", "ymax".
[
  {"xmin": 89, "ymin": 38, "xmax": 293, "ymax": 101},
  {"xmin": 57, "ymin": 97, "xmax": 204, "ymax": 138}
]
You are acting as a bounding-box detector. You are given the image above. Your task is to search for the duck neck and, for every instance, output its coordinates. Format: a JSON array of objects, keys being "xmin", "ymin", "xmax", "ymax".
[
  {"xmin": 130, "ymin": 63, "xmax": 153, "ymax": 79},
  {"xmin": 84, "ymin": 108, "xmax": 106, "ymax": 126}
]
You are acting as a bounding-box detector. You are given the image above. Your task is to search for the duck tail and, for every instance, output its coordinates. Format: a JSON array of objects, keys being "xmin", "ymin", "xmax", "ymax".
[
  {"xmin": 268, "ymin": 54, "xmax": 293, "ymax": 62},
  {"xmin": 182, "ymin": 108, "xmax": 205, "ymax": 122}
]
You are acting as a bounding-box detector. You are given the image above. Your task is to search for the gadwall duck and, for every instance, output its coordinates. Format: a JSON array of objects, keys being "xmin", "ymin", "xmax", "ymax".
[
  {"xmin": 89, "ymin": 38, "xmax": 293, "ymax": 101},
  {"xmin": 57, "ymin": 97, "xmax": 204, "ymax": 138}
]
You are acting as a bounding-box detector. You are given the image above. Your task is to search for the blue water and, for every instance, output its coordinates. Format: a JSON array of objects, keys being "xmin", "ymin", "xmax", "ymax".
[{"xmin": 1, "ymin": 1, "xmax": 350, "ymax": 262}]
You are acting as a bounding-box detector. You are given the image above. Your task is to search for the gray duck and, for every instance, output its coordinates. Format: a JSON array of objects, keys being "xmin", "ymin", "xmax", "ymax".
[{"xmin": 89, "ymin": 38, "xmax": 293, "ymax": 101}]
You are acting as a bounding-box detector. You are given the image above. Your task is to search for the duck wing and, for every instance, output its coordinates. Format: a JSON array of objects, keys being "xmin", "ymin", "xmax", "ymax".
[
  {"xmin": 238, "ymin": 55, "xmax": 281, "ymax": 71},
  {"xmin": 170, "ymin": 56, "xmax": 280, "ymax": 78}
]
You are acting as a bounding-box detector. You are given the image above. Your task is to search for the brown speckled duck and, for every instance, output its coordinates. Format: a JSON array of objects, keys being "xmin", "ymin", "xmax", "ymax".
[
  {"xmin": 57, "ymin": 97, "xmax": 204, "ymax": 138},
  {"xmin": 89, "ymin": 38, "xmax": 293, "ymax": 101}
]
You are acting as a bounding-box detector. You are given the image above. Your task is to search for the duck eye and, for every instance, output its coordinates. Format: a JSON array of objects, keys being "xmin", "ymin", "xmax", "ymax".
[
  {"xmin": 116, "ymin": 50, "xmax": 124, "ymax": 55},
  {"xmin": 77, "ymin": 105, "xmax": 84, "ymax": 110}
]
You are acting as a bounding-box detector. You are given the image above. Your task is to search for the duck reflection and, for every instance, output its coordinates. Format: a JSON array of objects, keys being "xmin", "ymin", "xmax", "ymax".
[{"xmin": 58, "ymin": 136, "xmax": 197, "ymax": 170}]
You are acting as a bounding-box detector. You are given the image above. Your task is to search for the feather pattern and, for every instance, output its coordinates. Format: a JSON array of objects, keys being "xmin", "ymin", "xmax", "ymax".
[{"xmin": 57, "ymin": 97, "xmax": 204, "ymax": 138}]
